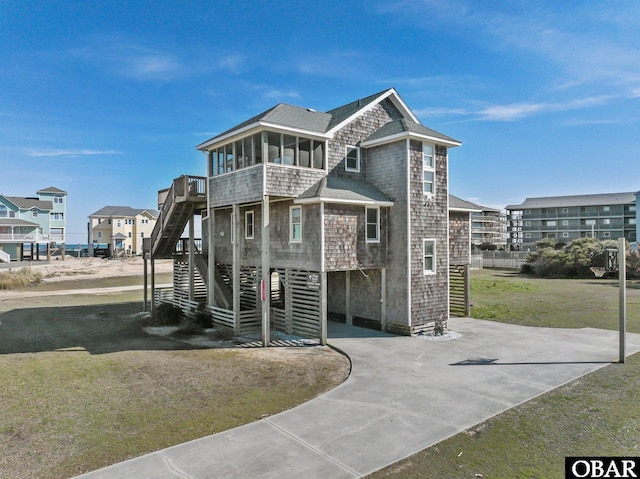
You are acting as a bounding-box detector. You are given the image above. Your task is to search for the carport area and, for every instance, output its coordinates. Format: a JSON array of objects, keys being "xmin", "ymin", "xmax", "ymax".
[{"xmin": 75, "ymin": 317, "xmax": 640, "ymax": 479}]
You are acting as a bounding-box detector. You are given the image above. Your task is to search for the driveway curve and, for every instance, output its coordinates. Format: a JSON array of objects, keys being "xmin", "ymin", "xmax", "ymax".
[{"xmin": 75, "ymin": 318, "xmax": 640, "ymax": 478}]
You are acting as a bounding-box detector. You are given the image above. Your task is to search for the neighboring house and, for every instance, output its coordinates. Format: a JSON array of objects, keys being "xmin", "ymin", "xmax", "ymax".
[
  {"xmin": 449, "ymin": 195, "xmax": 481, "ymax": 265},
  {"xmin": 506, "ymin": 192, "xmax": 638, "ymax": 251},
  {"xmin": 88, "ymin": 206, "xmax": 159, "ymax": 257},
  {"xmin": 471, "ymin": 205, "xmax": 506, "ymax": 250},
  {"xmin": 150, "ymin": 88, "xmax": 461, "ymax": 344},
  {"xmin": 0, "ymin": 186, "xmax": 67, "ymax": 262}
]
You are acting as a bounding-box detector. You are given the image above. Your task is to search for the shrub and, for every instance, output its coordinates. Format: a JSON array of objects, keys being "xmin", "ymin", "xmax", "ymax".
[
  {"xmin": 523, "ymin": 238, "xmax": 638, "ymax": 279},
  {"xmin": 0, "ymin": 269, "xmax": 42, "ymax": 289},
  {"xmin": 151, "ymin": 303, "xmax": 184, "ymax": 326},
  {"xmin": 192, "ymin": 304, "xmax": 213, "ymax": 329}
]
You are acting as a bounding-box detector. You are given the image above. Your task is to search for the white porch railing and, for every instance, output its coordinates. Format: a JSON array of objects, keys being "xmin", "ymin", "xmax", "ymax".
[
  {"xmin": 0, "ymin": 232, "xmax": 63, "ymax": 242},
  {"xmin": 0, "ymin": 250, "xmax": 10, "ymax": 263}
]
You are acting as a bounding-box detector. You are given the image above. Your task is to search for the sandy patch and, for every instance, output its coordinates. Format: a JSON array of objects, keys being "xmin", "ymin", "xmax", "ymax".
[{"xmin": 11, "ymin": 256, "xmax": 173, "ymax": 282}]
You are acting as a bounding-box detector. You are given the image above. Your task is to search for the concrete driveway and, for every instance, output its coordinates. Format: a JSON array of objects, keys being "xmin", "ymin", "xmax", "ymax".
[{"xmin": 75, "ymin": 318, "xmax": 640, "ymax": 478}]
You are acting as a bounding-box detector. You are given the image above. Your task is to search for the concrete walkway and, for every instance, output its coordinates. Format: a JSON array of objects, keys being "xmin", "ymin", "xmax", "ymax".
[{"xmin": 75, "ymin": 318, "xmax": 640, "ymax": 478}]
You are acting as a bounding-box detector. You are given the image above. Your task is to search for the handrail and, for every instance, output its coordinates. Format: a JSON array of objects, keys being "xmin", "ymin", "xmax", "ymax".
[
  {"xmin": 150, "ymin": 175, "xmax": 207, "ymax": 257},
  {"xmin": 0, "ymin": 249, "xmax": 10, "ymax": 263}
]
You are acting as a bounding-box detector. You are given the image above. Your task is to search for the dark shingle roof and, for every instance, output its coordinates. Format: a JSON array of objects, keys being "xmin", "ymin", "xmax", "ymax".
[
  {"xmin": 449, "ymin": 195, "xmax": 482, "ymax": 212},
  {"xmin": 0, "ymin": 218, "xmax": 39, "ymax": 227},
  {"xmin": 37, "ymin": 186, "xmax": 67, "ymax": 194},
  {"xmin": 506, "ymin": 192, "xmax": 637, "ymax": 210},
  {"xmin": 296, "ymin": 176, "xmax": 393, "ymax": 205},
  {"xmin": 365, "ymin": 118, "xmax": 461, "ymax": 145},
  {"xmin": 6, "ymin": 196, "xmax": 52, "ymax": 210},
  {"xmin": 90, "ymin": 206, "xmax": 160, "ymax": 218},
  {"xmin": 325, "ymin": 90, "xmax": 392, "ymax": 131}
]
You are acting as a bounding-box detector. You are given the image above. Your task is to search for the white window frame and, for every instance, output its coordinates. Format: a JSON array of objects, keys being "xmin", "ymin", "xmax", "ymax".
[
  {"xmin": 422, "ymin": 143, "xmax": 435, "ymax": 196},
  {"xmin": 562, "ymin": 232, "xmax": 569, "ymax": 238},
  {"xmin": 365, "ymin": 207, "xmax": 380, "ymax": 243},
  {"xmin": 345, "ymin": 146, "xmax": 360, "ymax": 172},
  {"xmin": 562, "ymin": 220, "xmax": 569, "ymax": 226},
  {"xmin": 32, "ymin": 210, "xmax": 38, "ymax": 218},
  {"xmin": 290, "ymin": 206, "xmax": 302, "ymax": 243},
  {"xmin": 423, "ymin": 239, "xmax": 436, "ymax": 275},
  {"xmin": 245, "ymin": 210, "xmax": 254, "ymax": 239}
]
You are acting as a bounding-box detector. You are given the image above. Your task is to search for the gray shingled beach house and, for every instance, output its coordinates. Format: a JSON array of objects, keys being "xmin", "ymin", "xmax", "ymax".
[{"xmin": 150, "ymin": 88, "xmax": 461, "ymax": 345}]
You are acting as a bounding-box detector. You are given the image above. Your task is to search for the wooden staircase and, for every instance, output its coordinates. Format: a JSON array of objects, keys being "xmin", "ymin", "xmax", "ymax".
[{"xmin": 151, "ymin": 176, "xmax": 207, "ymax": 259}]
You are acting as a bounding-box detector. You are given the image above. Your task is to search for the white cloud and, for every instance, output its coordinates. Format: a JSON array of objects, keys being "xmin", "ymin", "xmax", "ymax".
[
  {"xmin": 26, "ymin": 149, "xmax": 122, "ymax": 158},
  {"xmin": 70, "ymin": 35, "xmax": 185, "ymax": 81}
]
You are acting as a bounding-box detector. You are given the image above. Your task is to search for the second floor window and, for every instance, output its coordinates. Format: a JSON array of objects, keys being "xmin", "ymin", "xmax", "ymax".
[
  {"xmin": 423, "ymin": 143, "xmax": 435, "ymax": 195},
  {"xmin": 290, "ymin": 206, "xmax": 302, "ymax": 243},
  {"xmin": 366, "ymin": 207, "xmax": 379, "ymax": 242},
  {"xmin": 345, "ymin": 146, "xmax": 360, "ymax": 172}
]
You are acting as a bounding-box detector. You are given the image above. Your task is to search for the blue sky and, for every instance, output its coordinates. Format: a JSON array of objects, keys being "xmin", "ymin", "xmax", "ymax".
[{"xmin": 1, "ymin": 0, "xmax": 639, "ymax": 243}]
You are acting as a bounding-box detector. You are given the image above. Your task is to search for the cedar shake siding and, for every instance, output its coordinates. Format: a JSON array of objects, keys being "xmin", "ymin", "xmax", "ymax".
[{"xmin": 154, "ymin": 88, "xmax": 461, "ymax": 341}]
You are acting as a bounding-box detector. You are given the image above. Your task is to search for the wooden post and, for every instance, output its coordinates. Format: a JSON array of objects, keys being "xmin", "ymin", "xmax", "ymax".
[
  {"xmin": 150, "ymin": 256, "xmax": 156, "ymax": 312},
  {"xmin": 320, "ymin": 271, "xmax": 327, "ymax": 345},
  {"xmin": 381, "ymin": 267, "xmax": 387, "ymax": 332},
  {"xmin": 261, "ymin": 196, "xmax": 270, "ymax": 347},
  {"xmin": 619, "ymin": 237, "xmax": 627, "ymax": 363},
  {"xmin": 464, "ymin": 263, "xmax": 471, "ymax": 317},
  {"xmin": 346, "ymin": 270, "xmax": 352, "ymax": 325},
  {"xmin": 188, "ymin": 216, "xmax": 195, "ymax": 302},
  {"xmin": 232, "ymin": 204, "xmax": 240, "ymax": 323},
  {"xmin": 207, "ymin": 208, "xmax": 216, "ymax": 308},
  {"xmin": 143, "ymin": 251, "xmax": 148, "ymax": 311}
]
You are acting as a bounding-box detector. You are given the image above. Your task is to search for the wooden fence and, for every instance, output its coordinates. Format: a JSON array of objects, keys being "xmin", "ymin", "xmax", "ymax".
[{"xmin": 449, "ymin": 264, "xmax": 470, "ymax": 317}]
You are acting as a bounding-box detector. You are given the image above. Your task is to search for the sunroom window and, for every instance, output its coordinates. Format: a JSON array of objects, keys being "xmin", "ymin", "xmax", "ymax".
[{"xmin": 210, "ymin": 132, "xmax": 324, "ymax": 176}]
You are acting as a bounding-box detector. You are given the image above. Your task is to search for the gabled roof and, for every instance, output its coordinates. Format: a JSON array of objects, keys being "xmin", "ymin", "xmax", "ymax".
[
  {"xmin": 5, "ymin": 196, "xmax": 52, "ymax": 210},
  {"xmin": 506, "ymin": 192, "xmax": 637, "ymax": 210},
  {"xmin": 295, "ymin": 176, "xmax": 394, "ymax": 206},
  {"xmin": 362, "ymin": 118, "xmax": 461, "ymax": 148},
  {"xmin": 90, "ymin": 206, "xmax": 160, "ymax": 218},
  {"xmin": 0, "ymin": 218, "xmax": 39, "ymax": 227},
  {"xmin": 449, "ymin": 195, "xmax": 482, "ymax": 213},
  {"xmin": 37, "ymin": 186, "xmax": 67, "ymax": 195},
  {"xmin": 112, "ymin": 232, "xmax": 128, "ymax": 239},
  {"xmin": 195, "ymin": 88, "xmax": 456, "ymax": 150}
]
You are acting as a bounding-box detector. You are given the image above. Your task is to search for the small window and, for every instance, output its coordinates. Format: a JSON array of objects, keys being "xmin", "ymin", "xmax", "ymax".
[
  {"xmin": 32, "ymin": 210, "xmax": 38, "ymax": 218},
  {"xmin": 603, "ymin": 206, "xmax": 610, "ymax": 212},
  {"xmin": 525, "ymin": 233, "xmax": 531, "ymax": 238},
  {"xmin": 562, "ymin": 220, "xmax": 569, "ymax": 226},
  {"xmin": 128, "ymin": 232, "xmax": 132, "ymax": 238},
  {"xmin": 525, "ymin": 221, "xmax": 531, "ymax": 226},
  {"xmin": 604, "ymin": 232, "xmax": 610, "ymax": 237},
  {"xmin": 345, "ymin": 146, "xmax": 360, "ymax": 172},
  {"xmin": 117, "ymin": 220, "xmax": 121, "ymax": 228},
  {"xmin": 561, "ymin": 208, "xmax": 568, "ymax": 213},
  {"xmin": 603, "ymin": 219, "xmax": 610, "ymax": 225},
  {"xmin": 54, "ymin": 195, "xmax": 64, "ymax": 204},
  {"xmin": 422, "ymin": 143, "xmax": 435, "ymax": 195},
  {"xmin": 366, "ymin": 207, "xmax": 379, "ymax": 243},
  {"xmin": 423, "ymin": 239, "xmax": 436, "ymax": 275},
  {"xmin": 0, "ymin": 205, "xmax": 7, "ymax": 218},
  {"xmin": 562, "ymin": 232, "xmax": 569, "ymax": 238},
  {"xmin": 245, "ymin": 211, "xmax": 254, "ymax": 239},
  {"xmin": 98, "ymin": 232, "xmax": 102, "ymax": 238},
  {"xmin": 290, "ymin": 206, "xmax": 302, "ymax": 242}
]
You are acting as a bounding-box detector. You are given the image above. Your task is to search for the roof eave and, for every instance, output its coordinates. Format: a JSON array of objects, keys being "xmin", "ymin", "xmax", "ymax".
[
  {"xmin": 294, "ymin": 197, "xmax": 395, "ymax": 207},
  {"xmin": 196, "ymin": 121, "xmax": 331, "ymax": 151},
  {"xmin": 326, "ymin": 89, "xmax": 419, "ymax": 136},
  {"xmin": 361, "ymin": 131, "xmax": 462, "ymax": 148}
]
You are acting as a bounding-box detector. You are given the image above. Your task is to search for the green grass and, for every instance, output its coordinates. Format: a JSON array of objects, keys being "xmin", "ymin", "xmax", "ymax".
[
  {"xmin": 0, "ymin": 288, "xmax": 349, "ymax": 479},
  {"xmin": 369, "ymin": 352, "xmax": 640, "ymax": 479},
  {"xmin": 469, "ymin": 269, "xmax": 640, "ymax": 332},
  {"xmin": 368, "ymin": 269, "xmax": 640, "ymax": 478}
]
